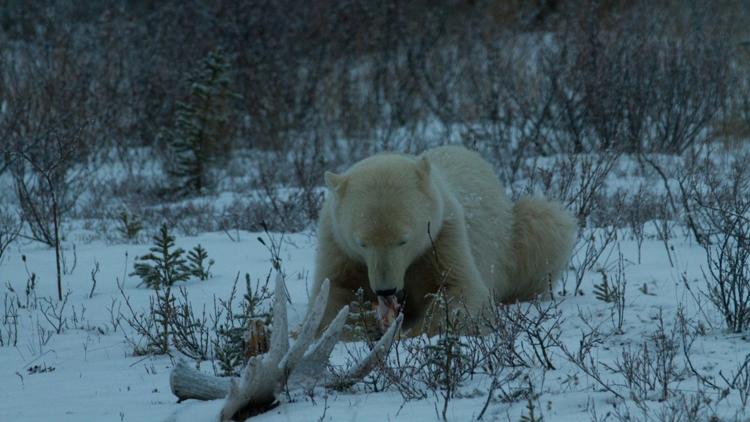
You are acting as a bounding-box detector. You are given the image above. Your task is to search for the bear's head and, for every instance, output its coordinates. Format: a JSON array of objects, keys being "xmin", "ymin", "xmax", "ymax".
[{"xmin": 324, "ymin": 154, "xmax": 444, "ymax": 299}]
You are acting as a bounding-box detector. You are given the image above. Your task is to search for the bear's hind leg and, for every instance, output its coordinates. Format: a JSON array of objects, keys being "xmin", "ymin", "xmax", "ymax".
[{"xmin": 508, "ymin": 196, "xmax": 577, "ymax": 300}]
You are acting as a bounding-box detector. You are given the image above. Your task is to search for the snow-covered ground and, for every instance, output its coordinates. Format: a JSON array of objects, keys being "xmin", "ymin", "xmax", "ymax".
[{"xmin": 1, "ymin": 221, "xmax": 749, "ymax": 421}]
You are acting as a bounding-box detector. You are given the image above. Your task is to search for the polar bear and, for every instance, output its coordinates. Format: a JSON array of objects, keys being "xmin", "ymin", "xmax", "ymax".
[{"xmin": 310, "ymin": 145, "xmax": 576, "ymax": 335}]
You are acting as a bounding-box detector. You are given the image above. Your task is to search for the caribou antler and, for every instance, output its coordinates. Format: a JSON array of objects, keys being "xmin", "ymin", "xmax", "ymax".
[{"xmin": 169, "ymin": 271, "xmax": 403, "ymax": 421}]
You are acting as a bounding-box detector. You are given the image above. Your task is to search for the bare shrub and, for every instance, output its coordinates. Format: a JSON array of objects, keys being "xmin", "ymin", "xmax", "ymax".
[
  {"xmin": 719, "ymin": 354, "xmax": 750, "ymax": 409},
  {"xmin": 169, "ymin": 287, "xmax": 213, "ymax": 361},
  {"xmin": 622, "ymin": 184, "xmax": 663, "ymax": 264},
  {"xmin": 555, "ymin": 315, "xmax": 624, "ymax": 400},
  {"xmin": 565, "ymin": 226, "xmax": 617, "ymax": 296},
  {"xmin": 702, "ymin": 224, "xmax": 750, "ymax": 334},
  {"xmin": 88, "ymin": 261, "xmax": 99, "ymax": 299},
  {"xmin": 479, "ymin": 299, "xmax": 564, "ymax": 371},
  {"xmin": 533, "ymin": 154, "xmax": 618, "ymax": 226},
  {"xmin": 652, "ymin": 211, "xmax": 677, "ymax": 268},
  {"xmin": 594, "ymin": 246, "xmax": 627, "ymax": 334},
  {"xmin": 1, "ymin": 292, "xmax": 20, "ymax": 347},
  {"xmin": 651, "ymin": 391, "xmax": 719, "ymax": 422},
  {"xmin": 561, "ymin": 307, "xmax": 687, "ymax": 412},
  {"xmin": 558, "ymin": 308, "xmax": 691, "ymax": 411},
  {"xmin": 119, "ymin": 278, "xmax": 175, "ymax": 356},
  {"xmin": 0, "ymin": 1, "xmax": 736, "ymax": 244},
  {"xmin": 610, "ymin": 389, "xmax": 720, "ymax": 422},
  {"xmin": 436, "ymin": 30, "xmax": 557, "ymax": 186},
  {"xmin": 619, "ymin": 309, "xmax": 683, "ymax": 402},
  {"xmin": 0, "ymin": 206, "xmax": 21, "ymax": 263},
  {"xmin": 644, "ymin": 35, "xmax": 728, "ymax": 154},
  {"xmin": 401, "ymin": 288, "xmax": 474, "ymax": 420},
  {"xmin": 543, "ymin": 1, "xmax": 728, "ymax": 154},
  {"xmin": 119, "ymin": 263, "xmax": 273, "ymax": 370},
  {"xmin": 38, "ymin": 292, "xmax": 71, "ymax": 335},
  {"xmin": 691, "ymin": 155, "xmax": 750, "ymax": 333},
  {"xmin": 348, "ymin": 295, "xmax": 561, "ymax": 420},
  {"xmin": 212, "ymin": 272, "xmax": 272, "ymax": 376},
  {"xmin": 11, "ymin": 133, "xmax": 89, "ymax": 301},
  {"xmin": 681, "ymin": 310, "xmax": 750, "ymax": 410},
  {"xmin": 249, "ymin": 140, "xmax": 327, "ymax": 232},
  {"xmin": 637, "ymin": 153, "xmax": 705, "ymax": 246}
]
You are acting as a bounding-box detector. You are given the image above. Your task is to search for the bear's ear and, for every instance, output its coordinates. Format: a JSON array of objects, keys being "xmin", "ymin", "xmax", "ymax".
[
  {"xmin": 324, "ymin": 171, "xmax": 347, "ymax": 194},
  {"xmin": 416, "ymin": 156, "xmax": 431, "ymax": 180}
]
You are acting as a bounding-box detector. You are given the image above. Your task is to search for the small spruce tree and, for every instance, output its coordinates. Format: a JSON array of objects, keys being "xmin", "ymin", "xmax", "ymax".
[
  {"xmin": 130, "ymin": 224, "xmax": 190, "ymax": 289},
  {"xmin": 116, "ymin": 210, "xmax": 143, "ymax": 241},
  {"xmin": 187, "ymin": 244, "xmax": 214, "ymax": 281},
  {"xmin": 520, "ymin": 397, "xmax": 543, "ymax": 422},
  {"xmin": 161, "ymin": 49, "xmax": 239, "ymax": 196},
  {"xmin": 593, "ymin": 269, "xmax": 614, "ymax": 302}
]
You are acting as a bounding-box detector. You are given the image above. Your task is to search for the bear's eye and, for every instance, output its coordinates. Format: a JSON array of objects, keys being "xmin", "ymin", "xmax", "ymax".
[
  {"xmin": 397, "ymin": 240, "xmax": 407, "ymax": 246},
  {"xmin": 357, "ymin": 240, "xmax": 367, "ymax": 248}
]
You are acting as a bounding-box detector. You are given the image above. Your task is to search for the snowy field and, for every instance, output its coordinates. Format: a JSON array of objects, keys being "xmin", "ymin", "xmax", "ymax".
[
  {"xmin": 3, "ymin": 2, "xmax": 749, "ymax": 421},
  {"xmin": 1, "ymin": 220, "xmax": 749, "ymax": 421}
]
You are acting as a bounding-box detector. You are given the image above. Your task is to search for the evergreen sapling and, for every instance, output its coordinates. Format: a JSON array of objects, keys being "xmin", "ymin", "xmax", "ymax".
[
  {"xmin": 187, "ymin": 244, "xmax": 214, "ymax": 281},
  {"xmin": 130, "ymin": 224, "xmax": 190, "ymax": 289},
  {"xmin": 161, "ymin": 49, "xmax": 239, "ymax": 196}
]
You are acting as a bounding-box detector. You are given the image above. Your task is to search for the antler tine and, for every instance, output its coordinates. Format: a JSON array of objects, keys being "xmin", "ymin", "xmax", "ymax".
[
  {"xmin": 326, "ymin": 313, "xmax": 403, "ymax": 390},
  {"xmin": 220, "ymin": 271, "xmax": 291, "ymax": 421},
  {"xmin": 288, "ymin": 304, "xmax": 349, "ymax": 388},
  {"xmin": 278, "ymin": 279, "xmax": 331, "ymax": 372},
  {"xmin": 265, "ymin": 271, "xmax": 289, "ymax": 366}
]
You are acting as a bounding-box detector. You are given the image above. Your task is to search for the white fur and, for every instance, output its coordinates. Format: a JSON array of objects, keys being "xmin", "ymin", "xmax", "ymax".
[{"xmin": 311, "ymin": 145, "xmax": 576, "ymax": 335}]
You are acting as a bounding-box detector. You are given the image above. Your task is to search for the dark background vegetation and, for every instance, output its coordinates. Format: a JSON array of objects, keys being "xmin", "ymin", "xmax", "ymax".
[{"xmin": 0, "ymin": 0, "xmax": 748, "ymax": 235}]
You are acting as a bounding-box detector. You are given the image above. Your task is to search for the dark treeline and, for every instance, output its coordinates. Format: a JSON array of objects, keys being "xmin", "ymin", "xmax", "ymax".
[
  {"xmin": 0, "ymin": 0, "xmax": 748, "ymax": 232},
  {"xmin": 1, "ymin": 1, "xmax": 745, "ymax": 157}
]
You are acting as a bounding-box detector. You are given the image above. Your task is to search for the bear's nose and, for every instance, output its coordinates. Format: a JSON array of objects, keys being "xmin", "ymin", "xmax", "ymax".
[{"xmin": 375, "ymin": 288, "xmax": 397, "ymax": 297}]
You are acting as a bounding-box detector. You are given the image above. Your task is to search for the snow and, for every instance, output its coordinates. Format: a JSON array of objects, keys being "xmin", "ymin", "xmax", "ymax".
[{"xmin": 1, "ymin": 226, "xmax": 749, "ymax": 421}]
